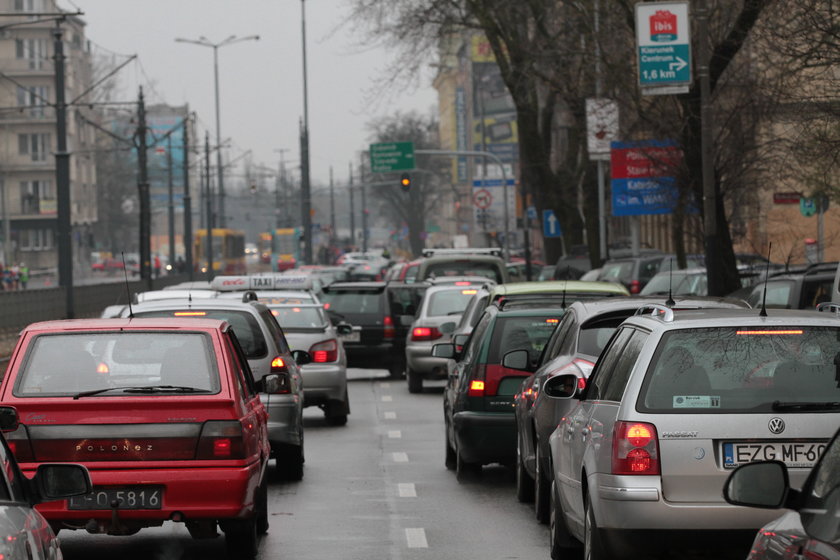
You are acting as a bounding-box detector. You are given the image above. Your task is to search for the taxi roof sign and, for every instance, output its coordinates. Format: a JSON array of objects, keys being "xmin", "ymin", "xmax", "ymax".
[{"xmin": 210, "ymin": 274, "xmax": 314, "ymax": 292}]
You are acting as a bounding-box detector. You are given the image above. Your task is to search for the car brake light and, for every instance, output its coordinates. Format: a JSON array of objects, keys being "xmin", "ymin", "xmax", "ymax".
[
  {"xmin": 271, "ymin": 357, "xmax": 286, "ymax": 370},
  {"xmin": 629, "ymin": 280, "xmax": 642, "ymax": 294},
  {"xmin": 384, "ymin": 315, "xmax": 395, "ymax": 339},
  {"xmin": 469, "ymin": 380, "xmax": 485, "ymax": 395},
  {"xmin": 4, "ymin": 426, "xmax": 34, "ymax": 462},
  {"xmin": 309, "ymin": 339, "xmax": 338, "ymax": 363},
  {"xmin": 197, "ymin": 420, "xmax": 247, "ymax": 460},
  {"xmin": 455, "ymin": 281, "xmax": 471, "ymax": 286},
  {"xmin": 411, "ymin": 326, "xmax": 443, "ymax": 342},
  {"xmin": 174, "ymin": 311, "xmax": 207, "ymax": 316},
  {"xmin": 612, "ymin": 421, "xmax": 660, "ymax": 475},
  {"xmin": 97, "ymin": 362, "xmax": 110, "ymax": 374}
]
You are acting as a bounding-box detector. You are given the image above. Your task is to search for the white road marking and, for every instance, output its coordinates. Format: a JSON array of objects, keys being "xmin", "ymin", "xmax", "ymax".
[
  {"xmin": 381, "ymin": 395, "xmax": 393, "ymax": 402},
  {"xmin": 381, "ymin": 382, "xmax": 391, "ymax": 388},
  {"xmin": 398, "ymin": 483, "xmax": 416, "ymax": 498},
  {"xmin": 392, "ymin": 452, "xmax": 409, "ymax": 463},
  {"xmin": 388, "ymin": 430, "xmax": 402, "ymax": 439},
  {"xmin": 384, "ymin": 411, "xmax": 397, "ymax": 419},
  {"xmin": 405, "ymin": 528, "xmax": 428, "ymax": 548}
]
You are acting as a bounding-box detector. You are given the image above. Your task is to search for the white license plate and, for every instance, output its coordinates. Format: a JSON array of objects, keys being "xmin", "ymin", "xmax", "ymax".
[
  {"xmin": 340, "ymin": 331, "xmax": 360, "ymax": 343},
  {"xmin": 723, "ymin": 441, "xmax": 827, "ymax": 469},
  {"xmin": 69, "ymin": 486, "xmax": 163, "ymax": 510}
]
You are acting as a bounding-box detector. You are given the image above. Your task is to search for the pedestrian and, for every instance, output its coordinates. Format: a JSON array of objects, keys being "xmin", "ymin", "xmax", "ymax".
[
  {"xmin": 0, "ymin": 262, "xmax": 4, "ymax": 291},
  {"xmin": 2, "ymin": 266, "xmax": 12, "ymax": 291},
  {"xmin": 153, "ymin": 254, "xmax": 161, "ymax": 277},
  {"xmin": 18, "ymin": 263, "xmax": 29, "ymax": 290},
  {"xmin": 10, "ymin": 263, "xmax": 19, "ymax": 290}
]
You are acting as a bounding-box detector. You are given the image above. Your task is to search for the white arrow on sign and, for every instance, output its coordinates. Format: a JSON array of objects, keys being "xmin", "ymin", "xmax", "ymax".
[
  {"xmin": 669, "ymin": 57, "xmax": 688, "ymax": 72},
  {"xmin": 547, "ymin": 213, "xmax": 559, "ymax": 234}
]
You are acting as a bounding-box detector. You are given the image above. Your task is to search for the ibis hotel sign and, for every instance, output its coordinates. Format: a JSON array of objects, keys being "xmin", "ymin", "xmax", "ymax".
[{"xmin": 635, "ymin": 2, "xmax": 692, "ymax": 94}]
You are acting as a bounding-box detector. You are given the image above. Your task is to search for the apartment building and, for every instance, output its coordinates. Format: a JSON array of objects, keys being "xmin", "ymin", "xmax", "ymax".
[{"xmin": 0, "ymin": 0, "xmax": 97, "ymax": 272}]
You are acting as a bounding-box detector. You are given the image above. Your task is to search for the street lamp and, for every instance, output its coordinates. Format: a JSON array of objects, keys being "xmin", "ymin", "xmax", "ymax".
[{"xmin": 175, "ymin": 34, "xmax": 260, "ymax": 229}]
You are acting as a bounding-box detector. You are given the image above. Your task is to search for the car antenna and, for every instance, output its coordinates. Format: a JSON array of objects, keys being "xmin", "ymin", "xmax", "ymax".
[
  {"xmin": 665, "ymin": 258, "xmax": 675, "ymax": 307},
  {"xmin": 121, "ymin": 251, "xmax": 134, "ymax": 319},
  {"xmin": 759, "ymin": 243, "xmax": 772, "ymax": 317},
  {"xmin": 561, "ymin": 266, "xmax": 570, "ymax": 309}
]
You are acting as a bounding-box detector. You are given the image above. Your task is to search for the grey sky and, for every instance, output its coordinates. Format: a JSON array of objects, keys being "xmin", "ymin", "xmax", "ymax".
[{"xmin": 64, "ymin": 0, "xmax": 437, "ymax": 187}]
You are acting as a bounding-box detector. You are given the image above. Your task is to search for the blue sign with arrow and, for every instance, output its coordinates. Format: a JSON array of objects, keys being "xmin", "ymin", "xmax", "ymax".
[{"xmin": 543, "ymin": 210, "xmax": 562, "ymax": 238}]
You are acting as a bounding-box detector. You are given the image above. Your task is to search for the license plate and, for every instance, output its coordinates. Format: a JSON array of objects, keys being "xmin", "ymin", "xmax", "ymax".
[
  {"xmin": 723, "ymin": 442, "xmax": 827, "ymax": 469},
  {"xmin": 69, "ymin": 486, "xmax": 163, "ymax": 510},
  {"xmin": 340, "ymin": 330, "xmax": 360, "ymax": 343}
]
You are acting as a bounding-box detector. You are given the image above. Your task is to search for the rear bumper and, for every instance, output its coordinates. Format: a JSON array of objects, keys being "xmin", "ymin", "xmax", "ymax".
[
  {"xmin": 453, "ymin": 411, "xmax": 516, "ymax": 465},
  {"xmin": 345, "ymin": 343, "xmax": 397, "ymax": 366},
  {"xmin": 264, "ymin": 393, "xmax": 302, "ymax": 448},
  {"xmin": 300, "ymin": 363, "xmax": 346, "ymax": 405},
  {"xmin": 405, "ymin": 344, "xmax": 449, "ymax": 378},
  {"xmin": 29, "ymin": 461, "xmax": 262, "ymax": 524}
]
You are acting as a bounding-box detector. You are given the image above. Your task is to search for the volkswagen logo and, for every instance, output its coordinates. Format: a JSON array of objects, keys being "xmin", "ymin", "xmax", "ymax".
[{"xmin": 768, "ymin": 417, "xmax": 786, "ymax": 434}]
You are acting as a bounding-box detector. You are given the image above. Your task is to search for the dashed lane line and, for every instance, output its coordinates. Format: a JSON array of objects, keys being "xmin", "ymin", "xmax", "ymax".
[
  {"xmin": 392, "ymin": 452, "xmax": 409, "ymax": 463},
  {"xmin": 397, "ymin": 483, "xmax": 417, "ymax": 498},
  {"xmin": 384, "ymin": 411, "xmax": 397, "ymax": 419},
  {"xmin": 388, "ymin": 430, "xmax": 402, "ymax": 439},
  {"xmin": 381, "ymin": 395, "xmax": 393, "ymax": 402},
  {"xmin": 405, "ymin": 528, "xmax": 428, "ymax": 548}
]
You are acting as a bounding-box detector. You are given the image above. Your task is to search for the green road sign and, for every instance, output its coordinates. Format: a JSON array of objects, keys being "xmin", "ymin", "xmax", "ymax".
[
  {"xmin": 635, "ymin": 2, "xmax": 692, "ymax": 89},
  {"xmin": 370, "ymin": 142, "xmax": 415, "ymax": 173}
]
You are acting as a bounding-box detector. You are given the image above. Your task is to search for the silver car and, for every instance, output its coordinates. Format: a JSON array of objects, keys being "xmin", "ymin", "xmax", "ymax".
[
  {"xmin": 404, "ymin": 285, "xmax": 477, "ymax": 393},
  {"xmin": 268, "ymin": 303, "xmax": 351, "ymax": 425},
  {"xmin": 547, "ymin": 306, "xmax": 840, "ymax": 559},
  {"xmin": 122, "ymin": 297, "xmax": 311, "ymax": 481}
]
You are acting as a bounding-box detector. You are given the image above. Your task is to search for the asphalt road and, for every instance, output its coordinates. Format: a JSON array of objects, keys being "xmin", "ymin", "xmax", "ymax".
[{"xmin": 58, "ymin": 368, "xmax": 551, "ymax": 560}]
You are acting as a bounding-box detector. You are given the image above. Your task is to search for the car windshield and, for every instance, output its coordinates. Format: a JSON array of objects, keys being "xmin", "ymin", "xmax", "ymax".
[
  {"xmin": 487, "ymin": 315, "xmax": 562, "ymax": 363},
  {"xmin": 14, "ymin": 332, "xmax": 220, "ymax": 397},
  {"xmin": 639, "ymin": 326, "xmax": 840, "ymax": 412},
  {"xmin": 427, "ymin": 289, "xmax": 476, "ymax": 317},
  {"xmin": 424, "ymin": 262, "xmax": 502, "ymax": 283},
  {"xmin": 271, "ymin": 306, "xmax": 327, "ymax": 329},
  {"xmin": 320, "ymin": 290, "xmax": 384, "ymax": 315},
  {"xmin": 134, "ymin": 309, "xmax": 267, "ymax": 358}
]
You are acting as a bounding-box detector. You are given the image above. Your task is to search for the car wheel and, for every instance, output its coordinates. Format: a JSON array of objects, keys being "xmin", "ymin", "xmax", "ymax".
[
  {"xmin": 444, "ymin": 427, "xmax": 456, "ymax": 470},
  {"xmin": 325, "ymin": 398, "xmax": 348, "ymax": 426},
  {"xmin": 224, "ymin": 517, "xmax": 258, "ymax": 559},
  {"xmin": 550, "ymin": 480, "xmax": 581, "ymax": 560},
  {"xmin": 275, "ymin": 440, "xmax": 304, "ymax": 481},
  {"xmin": 255, "ymin": 479, "xmax": 269, "ymax": 535},
  {"xmin": 388, "ymin": 358, "xmax": 405, "ymax": 379},
  {"xmin": 407, "ymin": 368, "xmax": 423, "ymax": 393},
  {"xmin": 455, "ymin": 445, "xmax": 481, "ymax": 482},
  {"xmin": 584, "ymin": 493, "xmax": 608, "ymax": 560},
  {"xmin": 534, "ymin": 444, "xmax": 550, "ymax": 524},
  {"xmin": 515, "ymin": 433, "xmax": 535, "ymax": 503}
]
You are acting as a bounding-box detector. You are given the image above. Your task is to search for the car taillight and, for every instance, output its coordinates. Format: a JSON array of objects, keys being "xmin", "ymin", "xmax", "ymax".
[
  {"xmin": 629, "ymin": 280, "xmax": 642, "ymax": 294},
  {"xmin": 4, "ymin": 426, "xmax": 34, "ymax": 462},
  {"xmin": 271, "ymin": 356, "xmax": 287, "ymax": 372},
  {"xmin": 384, "ymin": 315, "xmax": 395, "ymax": 339},
  {"xmin": 309, "ymin": 339, "xmax": 338, "ymax": 363},
  {"xmin": 411, "ymin": 326, "xmax": 443, "ymax": 342},
  {"xmin": 197, "ymin": 420, "xmax": 246, "ymax": 459},
  {"xmin": 467, "ymin": 364, "xmax": 487, "ymax": 397},
  {"xmin": 612, "ymin": 421, "xmax": 660, "ymax": 475}
]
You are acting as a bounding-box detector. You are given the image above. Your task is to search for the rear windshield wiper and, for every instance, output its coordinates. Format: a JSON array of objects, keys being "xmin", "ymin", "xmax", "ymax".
[
  {"xmin": 73, "ymin": 385, "xmax": 208, "ymax": 399},
  {"xmin": 772, "ymin": 401, "xmax": 840, "ymax": 412}
]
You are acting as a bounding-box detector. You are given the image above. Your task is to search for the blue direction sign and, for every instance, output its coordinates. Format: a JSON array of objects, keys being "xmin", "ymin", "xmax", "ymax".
[
  {"xmin": 635, "ymin": 2, "xmax": 691, "ymax": 90},
  {"xmin": 543, "ymin": 210, "xmax": 562, "ymax": 238}
]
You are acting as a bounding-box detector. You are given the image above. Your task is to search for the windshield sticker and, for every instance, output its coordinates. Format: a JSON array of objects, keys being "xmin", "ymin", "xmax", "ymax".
[{"xmin": 673, "ymin": 395, "xmax": 721, "ymax": 408}]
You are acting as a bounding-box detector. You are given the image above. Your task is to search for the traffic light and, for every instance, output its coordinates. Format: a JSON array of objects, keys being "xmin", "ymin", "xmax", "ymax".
[{"xmin": 400, "ymin": 173, "xmax": 411, "ymax": 192}]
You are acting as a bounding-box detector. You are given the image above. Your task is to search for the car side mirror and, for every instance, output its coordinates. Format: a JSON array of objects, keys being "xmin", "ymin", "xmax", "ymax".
[
  {"xmin": 502, "ymin": 349, "xmax": 531, "ymax": 372},
  {"xmin": 259, "ymin": 373, "xmax": 283, "ymax": 394},
  {"xmin": 335, "ymin": 322, "xmax": 353, "ymax": 336},
  {"xmin": 439, "ymin": 321, "xmax": 456, "ymax": 335},
  {"xmin": 543, "ymin": 373, "xmax": 580, "ymax": 399},
  {"xmin": 432, "ymin": 343, "xmax": 456, "ymax": 359},
  {"xmin": 291, "ymin": 350, "xmax": 311, "ymax": 366},
  {"xmin": 33, "ymin": 464, "xmax": 92, "ymax": 502},
  {"xmin": 724, "ymin": 461, "xmax": 789, "ymax": 509},
  {"xmin": 0, "ymin": 406, "xmax": 19, "ymax": 432},
  {"xmin": 453, "ymin": 334, "xmax": 469, "ymax": 347}
]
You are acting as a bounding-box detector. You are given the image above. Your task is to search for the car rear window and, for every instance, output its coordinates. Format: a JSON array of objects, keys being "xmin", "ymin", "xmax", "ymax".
[
  {"xmin": 747, "ymin": 280, "xmax": 794, "ymax": 308},
  {"xmin": 271, "ymin": 306, "xmax": 327, "ymax": 329},
  {"xmin": 486, "ymin": 315, "xmax": 562, "ymax": 363},
  {"xmin": 320, "ymin": 290, "xmax": 384, "ymax": 315},
  {"xmin": 577, "ymin": 318, "xmax": 626, "ymax": 356},
  {"xmin": 427, "ymin": 289, "xmax": 475, "ymax": 317},
  {"xmin": 639, "ymin": 326, "xmax": 840, "ymax": 412},
  {"xmin": 15, "ymin": 332, "xmax": 220, "ymax": 397},
  {"xmin": 134, "ymin": 309, "xmax": 268, "ymax": 358},
  {"xmin": 424, "ymin": 262, "xmax": 502, "ymax": 283},
  {"xmin": 600, "ymin": 261, "xmax": 634, "ymax": 283}
]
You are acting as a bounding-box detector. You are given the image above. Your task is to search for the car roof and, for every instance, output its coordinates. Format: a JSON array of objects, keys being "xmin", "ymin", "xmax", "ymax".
[
  {"xmin": 494, "ymin": 306, "xmax": 568, "ymax": 318},
  {"xmin": 22, "ymin": 317, "xmax": 227, "ymax": 333},
  {"xmin": 128, "ymin": 298, "xmax": 270, "ymax": 314},
  {"xmin": 491, "ymin": 280, "xmax": 630, "ymax": 298},
  {"xmin": 325, "ymin": 281, "xmax": 387, "ymax": 289},
  {"xmin": 625, "ymin": 307, "xmax": 840, "ymax": 331},
  {"xmin": 423, "ymin": 284, "xmax": 483, "ymax": 296},
  {"xmin": 567, "ymin": 295, "xmax": 750, "ymax": 317}
]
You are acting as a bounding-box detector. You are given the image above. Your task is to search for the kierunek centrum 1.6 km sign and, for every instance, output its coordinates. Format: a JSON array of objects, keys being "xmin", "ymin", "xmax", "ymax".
[{"xmin": 635, "ymin": 1, "xmax": 692, "ymax": 94}]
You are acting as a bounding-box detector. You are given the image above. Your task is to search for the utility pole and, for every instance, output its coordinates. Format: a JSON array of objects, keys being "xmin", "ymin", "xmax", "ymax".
[
  {"xmin": 360, "ymin": 152, "xmax": 369, "ymax": 253},
  {"xmin": 137, "ymin": 87, "xmax": 152, "ymax": 289},
  {"xmin": 167, "ymin": 135, "xmax": 175, "ymax": 272},
  {"xmin": 329, "ymin": 166, "xmax": 336, "ymax": 248},
  {"xmin": 205, "ymin": 132, "xmax": 213, "ymax": 277},
  {"xmin": 299, "ymin": 0, "xmax": 313, "ymax": 265},
  {"xmin": 697, "ymin": 0, "xmax": 718, "ymax": 294},
  {"xmin": 53, "ymin": 20, "xmax": 73, "ymax": 317},
  {"xmin": 183, "ymin": 114, "xmax": 194, "ymax": 280},
  {"xmin": 349, "ymin": 162, "xmax": 355, "ymax": 249}
]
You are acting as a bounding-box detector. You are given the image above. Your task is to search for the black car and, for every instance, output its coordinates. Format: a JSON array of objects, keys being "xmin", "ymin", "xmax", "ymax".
[
  {"xmin": 507, "ymin": 296, "xmax": 750, "ymax": 524},
  {"xmin": 743, "ymin": 262, "xmax": 837, "ymax": 309},
  {"xmin": 596, "ymin": 251, "xmax": 685, "ymax": 294},
  {"xmin": 433, "ymin": 303, "xmax": 565, "ymax": 481},
  {"xmin": 320, "ymin": 282, "xmax": 425, "ymax": 377}
]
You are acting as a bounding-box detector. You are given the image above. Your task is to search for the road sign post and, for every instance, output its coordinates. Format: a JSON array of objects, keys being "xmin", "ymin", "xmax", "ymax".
[
  {"xmin": 635, "ymin": 2, "xmax": 692, "ymax": 95},
  {"xmin": 543, "ymin": 210, "xmax": 562, "ymax": 238},
  {"xmin": 369, "ymin": 142, "xmax": 415, "ymax": 173}
]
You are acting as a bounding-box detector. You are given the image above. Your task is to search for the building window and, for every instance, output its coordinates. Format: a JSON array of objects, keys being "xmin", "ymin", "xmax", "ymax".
[
  {"xmin": 19, "ymin": 180, "xmax": 53, "ymax": 214},
  {"xmin": 18, "ymin": 133, "xmax": 50, "ymax": 162},
  {"xmin": 19, "ymin": 228, "xmax": 54, "ymax": 251},
  {"xmin": 15, "ymin": 38, "xmax": 47, "ymax": 70},
  {"xmin": 16, "ymin": 86, "xmax": 49, "ymax": 117},
  {"xmin": 14, "ymin": 0, "xmax": 42, "ymax": 12}
]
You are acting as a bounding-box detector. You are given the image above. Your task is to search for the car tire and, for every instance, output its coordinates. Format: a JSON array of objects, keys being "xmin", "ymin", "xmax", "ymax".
[
  {"xmin": 388, "ymin": 358, "xmax": 405, "ymax": 379},
  {"xmin": 275, "ymin": 440, "xmax": 304, "ymax": 481},
  {"xmin": 255, "ymin": 479, "xmax": 269, "ymax": 535},
  {"xmin": 224, "ymin": 517, "xmax": 258, "ymax": 559},
  {"xmin": 515, "ymin": 433, "xmax": 535, "ymax": 503},
  {"xmin": 455, "ymin": 445, "xmax": 481, "ymax": 482},
  {"xmin": 325, "ymin": 398, "xmax": 349, "ymax": 426},
  {"xmin": 445, "ymin": 429, "xmax": 456, "ymax": 470},
  {"xmin": 584, "ymin": 493, "xmax": 608, "ymax": 560},
  {"xmin": 407, "ymin": 368, "xmax": 423, "ymax": 393},
  {"xmin": 534, "ymin": 444, "xmax": 550, "ymax": 524},
  {"xmin": 549, "ymin": 480, "xmax": 581, "ymax": 560}
]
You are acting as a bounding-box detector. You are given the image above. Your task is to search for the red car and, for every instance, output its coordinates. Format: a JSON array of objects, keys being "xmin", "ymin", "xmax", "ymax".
[{"xmin": 0, "ymin": 318, "xmax": 274, "ymax": 558}]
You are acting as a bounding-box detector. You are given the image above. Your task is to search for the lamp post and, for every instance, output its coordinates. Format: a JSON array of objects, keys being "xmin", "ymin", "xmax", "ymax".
[{"xmin": 175, "ymin": 34, "xmax": 259, "ymax": 229}]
